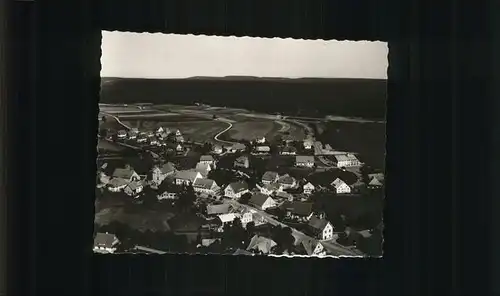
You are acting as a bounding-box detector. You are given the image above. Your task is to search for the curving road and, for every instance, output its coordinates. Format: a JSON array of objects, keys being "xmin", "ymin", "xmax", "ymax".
[
  {"xmin": 100, "ymin": 111, "xmax": 131, "ymax": 130},
  {"xmin": 213, "ymin": 121, "xmax": 239, "ymax": 145}
]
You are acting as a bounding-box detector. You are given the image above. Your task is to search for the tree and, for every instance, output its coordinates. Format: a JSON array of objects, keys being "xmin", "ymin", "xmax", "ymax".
[
  {"xmin": 176, "ymin": 185, "xmax": 197, "ymax": 212},
  {"xmin": 270, "ymin": 225, "xmax": 295, "ymax": 254},
  {"xmin": 246, "ymin": 221, "xmax": 256, "ymax": 238},
  {"xmin": 239, "ymin": 192, "xmax": 252, "ymax": 204}
]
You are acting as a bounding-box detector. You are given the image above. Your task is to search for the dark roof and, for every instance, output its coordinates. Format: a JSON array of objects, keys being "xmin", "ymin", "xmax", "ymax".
[
  {"xmin": 308, "ymin": 216, "xmax": 330, "ymax": 231},
  {"xmin": 249, "ymin": 193, "xmax": 272, "ymax": 207},
  {"xmin": 160, "ymin": 162, "xmax": 176, "ymax": 174},
  {"xmin": 206, "ymin": 203, "xmax": 232, "ymax": 215},
  {"xmin": 193, "ymin": 178, "xmax": 217, "ymax": 190},
  {"xmin": 262, "ymin": 171, "xmax": 279, "ymax": 181},
  {"xmin": 228, "ymin": 181, "xmax": 249, "ymax": 193},
  {"xmin": 281, "ymin": 201, "xmax": 313, "ymax": 216},
  {"xmin": 94, "ymin": 233, "xmax": 119, "ymax": 248},
  {"xmin": 174, "ymin": 170, "xmax": 200, "ymax": 182},
  {"xmin": 278, "ymin": 174, "xmax": 295, "ymax": 185},
  {"xmin": 112, "ymin": 168, "xmax": 136, "ymax": 179}
]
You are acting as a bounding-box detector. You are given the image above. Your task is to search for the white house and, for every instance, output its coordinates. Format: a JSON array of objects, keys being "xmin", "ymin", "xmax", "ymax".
[
  {"xmin": 279, "ymin": 146, "xmax": 297, "ymax": 156},
  {"xmin": 246, "ymin": 235, "xmax": 277, "ymax": 255},
  {"xmin": 367, "ymin": 173, "xmax": 385, "ymax": 188},
  {"xmin": 108, "ymin": 167, "xmax": 141, "ymax": 192},
  {"xmin": 308, "ymin": 216, "xmax": 334, "ymax": 241},
  {"xmin": 300, "ymin": 238, "xmax": 326, "ymax": 256},
  {"xmin": 195, "ymin": 162, "xmax": 212, "ymax": 177},
  {"xmin": 124, "ymin": 181, "xmax": 144, "ymax": 197},
  {"xmin": 174, "ymin": 170, "xmax": 203, "ymax": 186},
  {"xmin": 261, "ymin": 171, "xmax": 279, "ymax": 185},
  {"xmin": 199, "ymin": 155, "xmax": 215, "ymax": 166},
  {"xmin": 295, "ymin": 156, "xmax": 315, "ymax": 168},
  {"xmin": 193, "ymin": 178, "xmax": 219, "ymax": 195},
  {"xmin": 228, "ymin": 143, "xmax": 246, "ymax": 153},
  {"xmin": 303, "ymin": 182, "xmax": 315, "ymax": 195},
  {"xmin": 175, "ymin": 129, "xmax": 182, "ymax": 136},
  {"xmin": 149, "ymin": 137, "xmax": 159, "ymax": 146},
  {"xmin": 224, "ymin": 181, "xmax": 249, "ymax": 199},
  {"xmin": 303, "ymin": 139, "xmax": 313, "ymax": 150},
  {"xmin": 107, "ymin": 178, "xmax": 129, "ymax": 192},
  {"xmin": 330, "ymin": 178, "xmax": 351, "ymax": 194},
  {"xmin": 240, "ymin": 211, "xmax": 253, "ymax": 226},
  {"xmin": 213, "ymin": 145, "xmax": 224, "ymax": 154},
  {"xmin": 254, "ymin": 145, "xmax": 271, "ymax": 154},
  {"xmin": 256, "ymin": 136, "xmax": 266, "ymax": 144},
  {"xmin": 277, "ymin": 174, "xmax": 297, "ymax": 189},
  {"xmin": 93, "ymin": 233, "xmax": 120, "ymax": 254},
  {"xmin": 257, "ymin": 183, "xmax": 283, "ymax": 196},
  {"xmin": 157, "ymin": 192, "xmax": 178, "ymax": 200},
  {"xmin": 248, "ymin": 193, "xmax": 277, "ymax": 211},
  {"xmin": 151, "ymin": 162, "xmax": 176, "ymax": 185},
  {"xmin": 333, "ymin": 153, "xmax": 361, "ymax": 168},
  {"xmin": 218, "ymin": 213, "xmax": 240, "ymax": 226},
  {"xmin": 176, "ymin": 144, "xmax": 183, "ymax": 152}
]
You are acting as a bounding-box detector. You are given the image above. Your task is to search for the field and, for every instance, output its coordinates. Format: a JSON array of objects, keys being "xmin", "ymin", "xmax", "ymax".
[
  {"xmin": 318, "ymin": 121, "xmax": 386, "ymax": 170},
  {"xmin": 120, "ymin": 119, "xmax": 228, "ymax": 143},
  {"xmin": 95, "ymin": 205, "xmax": 174, "ymax": 232},
  {"xmin": 227, "ymin": 120, "xmax": 280, "ymax": 141},
  {"xmin": 97, "ymin": 139, "xmax": 125, "ymax": 152}
]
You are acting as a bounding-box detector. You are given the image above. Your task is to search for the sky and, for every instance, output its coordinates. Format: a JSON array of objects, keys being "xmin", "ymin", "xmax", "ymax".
[{"xmin": 101, "ymin": 31, "xmax": 388, "ymax": 79}]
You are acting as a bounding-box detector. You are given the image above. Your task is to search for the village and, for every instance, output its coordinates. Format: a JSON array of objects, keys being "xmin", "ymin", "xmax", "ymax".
[{"xmin": 94, "ymin": 114, "xmax": 385, "ymax": 257}]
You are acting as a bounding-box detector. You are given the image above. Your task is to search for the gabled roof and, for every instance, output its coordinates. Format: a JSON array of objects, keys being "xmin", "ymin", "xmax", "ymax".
[
  {"xmin": 308, "ymin": 216, "xmax": 330, "ymax": 231},
  {"xmin": 226, "ymin": 181, "xmax": 249, "ymax": 193},
  {"xmin": 160, "ymin": 162, "xmax": 176, "ymax": 174},
  {"xmin": 275, "ymin": 191, "xmax": 293, "ymax": 200},
  {"xmin": 281, "ymin": 201, "xmax": 313, "ymax": 216},
  {"xmin": 94, "ymin": 233, "xmax": 119, "ymax": 248},
  {"xmin": 125, "ymin": 181, "xmax": 142, "ymax": 191},
  {"xmin": 262, "ymin": 183, "xmax": 282, "ymax": 192},
  {"xmin": 193, "ymin": 178, "xmax": 217, "ymax": 190},
  {"xmin": 200, "ymin": 155, "xmax": 214, "ymax": 162},
  {"xmin": 249, "ymin": 193, "xmax": 273, "ymax": 207},
  {"xmin": 246, "ymin": 235, "xmax": 277, "ymax": 254},
  {"xmin": 368, "ymin": 177, "xmax": 384, "ymax": 186},
  {"xmin": 300, "ymin": 237, "xmax": 322, "ymax": 256},
  {"xmin": 174, "ymin": 170, "xmax": 201, "ymax": 182},
  {"xmin": 331, "ymin": 177, "xmax": 348, "ymax": 188},
  {"xmin": 296, "ymin": 155, "xmax": 315, "ymax": 163},
  {"xmin": 195, "ymin": 162, "xmax": 211, "ymax": 173},
  {"xmin": 303, "ymin": 182, "xmax": 315, "ymax": 189},
  {"xmin": 277, "ymin": 174, "xmax": 296, "ymax": 185},
  {"xmin": 108, "ymin": 178, "xmax": 129, "ymax": 188},
  {"xmin": 206, "ymin": 203, "xmax": 232, "ymax": 215},
  {"xmin": 368, "ymin": 173, "xmax": 385, "ymax": 182},
  {"xmin": 262, "ymin": 171, "xmax": 279, "ymax": 182},
  {"xmin": 112, "ymin": 167, "xmax": 136, "ymax": 179},
  {"xmin": 218, "ymin": 213, "xmax": 239, "ymax": 223}
]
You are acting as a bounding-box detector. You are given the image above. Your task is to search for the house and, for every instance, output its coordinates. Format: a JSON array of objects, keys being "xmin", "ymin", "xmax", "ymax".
[
  {"xmin": 206, "ymin": 203, "xmax": 232, "ymax": 216},
  {"xmin": 128, "ymin": 128, "xmax": 139, "ymax": 139},
  {"xmin": 200, "ymin": 238, "xmax": 221, "ymax": 248},
  {"xmin": 157, "ymin": 191, "xmax": 178, "ymax": 200},
  {"xmin": 112, "ymin": 167, "xmax": 140, "ymax": 182},
  {"xmin": 224, "ymin": 181, "xmax": 249, "ymax": 199},
  {"xmin": 261, "ymin": 171, "xmax": 279, "ymax": 185},
  {"xmin": 107, "ymin": 178, "xmax": 129, "ymax": 192},
  {"xmin": 176, "ymin": 135, "xmax": 185, "ymax": 143},
  {"xmin": 256, "ymin": 136, "xmax": 266, "ymax": 144},
  {"xmin": 307, "ymin": 216, "xmax": 334, "ymax": 241},
  {"xmin": 175, "ymin": 129, "xmax": 182, "ymax": 136},
  {"xmin": 149, "ymin": 137, "xmax": 159, "ymax": 146},
  {"xmin": 252, "ymin": 212, "xmax": 266, "ymax": 226},
  {"xmin": 333, "ymin": 153, "xmax": 361, "ymax": 168},
  {"xmin": 257, "ymin": 183, "xmax": 283, "ymax": 196},
  {"xmin": 213, "ymin": 145, "xmax": 224, "ymax": 154},
  {"xmin": 277, "ymin": 174, "xmax": 297, "ymax": 189},
  {"xmin": 275, "ymin": 191, "xmax": 294, "ymax": 202},
  {"xmin": 124, "ymin": 181, "xmax": 144, "ymax": 197},
  {"xmin": 93, "ymin": 233, "xmax": 120, "ymax": 254},
  {"xmin": 279, "ymin": 146, "xmax": 297, "ymax": 156},
  {"xmin": 303, "ymin": 139, "xmax": 313, "ymax": 150},
  {"xmin": 254, "ymin": 145, "xmax": 271, "ymax": 154},
  {"xmin": 295, "ymin": 155, "xmax": 315, "ymax": 168},
  {"xmin": 228, "ymin": 143, "xmax": 246, "ymax": 153},
  {"xmin": 195, "ymin": 162, "xmax": 212, "ymax": 177},
  {"xmin": 248, "ymin": 193, "xmax": 277, "ymax": 211},
  {"xmin": 137, "ymin": 136, "xmax": 147, "ymax": 143},
  {"xmin": 151, "ymin": 162, "xmax": 176, "ymax": 185},
  {"xmin": 233, "ymin": 155, "xmax": 250, "ymax": 168},
  {"xmin": 217, "ymin": 213, "xmax": 240, "ymax": 227},
  {"xmin": 174, "ymin": 170, "xmax": 203, "ymax": 186},
  {"xmin": 117, "ymin": 130, "xmax": 127, "ymax": 139},
  {"xmin": 367, "ymin": 173, "xmax": 385, "ymax": 188},
  {"xmin": 303, "ymin": 182, "xmax": 315, "ymax": 195},
  {"xmin": 330, "ymin": 177, "xmax": 351, "ymax": 194},
  {"xmin": 193, "ymin": 178, "xmax": 219, "ymax": 195},
  {"xmin": 98, "ymin": 172, "xmax": 111, "ymax": 186},
  {"xmin": 232, "ymin": 207, "xmax": 254, "ymax": 226},
  {"xmin": 199, "ymin": 155, "xmax": 215, "ymax": 165},
  {"xmin": 176, "ymin": 144, "xmax": 184, "ymax": 152},
  {"xmin": 298, "ymin": 237, "xmax": 326, "ymax": 256},
  {"xmin": 246, "ymin": 235, "xmax": 277, "ymax": 254},
  {"xmin": 280, "ymin": 201, "xmax": 314, "ymax": 221}
]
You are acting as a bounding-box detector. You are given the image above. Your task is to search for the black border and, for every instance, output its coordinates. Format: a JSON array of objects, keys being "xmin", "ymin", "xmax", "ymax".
[{"xmin": 11, "ymin": 0, "xmax": 496, "ymax": 295}]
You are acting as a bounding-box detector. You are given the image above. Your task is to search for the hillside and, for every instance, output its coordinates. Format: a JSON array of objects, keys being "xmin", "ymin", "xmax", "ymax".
[{"xmin": 100, "ymin": 77, "xmax": 387, "ymax": 119}]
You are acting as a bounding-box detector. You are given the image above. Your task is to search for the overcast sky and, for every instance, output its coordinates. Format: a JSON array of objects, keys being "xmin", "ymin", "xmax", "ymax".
[{"xmin": 101, "ymin": 31, "xmax": 388, "ymax": 79}]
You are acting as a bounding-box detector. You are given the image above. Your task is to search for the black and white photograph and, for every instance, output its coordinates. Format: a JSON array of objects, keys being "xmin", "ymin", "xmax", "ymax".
[{"xmin": 94, "ymin": 31, "xmax": 387, "ymax": 257}]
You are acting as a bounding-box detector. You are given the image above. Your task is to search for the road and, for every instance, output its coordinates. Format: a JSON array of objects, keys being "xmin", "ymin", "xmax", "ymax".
[
  {"xmin": 213, "ymin": 121, "xmax": 238, "ymax": 145},
  {"xmin": 224, "ymin": 199, "xmax": 363, "ymax": 257},
  {"xmin": 100, "ymin": 111, "xmax": 132, "ymax": 130}
]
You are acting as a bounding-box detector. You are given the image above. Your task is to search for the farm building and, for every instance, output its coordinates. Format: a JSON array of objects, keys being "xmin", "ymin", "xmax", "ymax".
[{"xmin": 295, "ymin": 156, "xmax": 315, "ymax": 168}]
